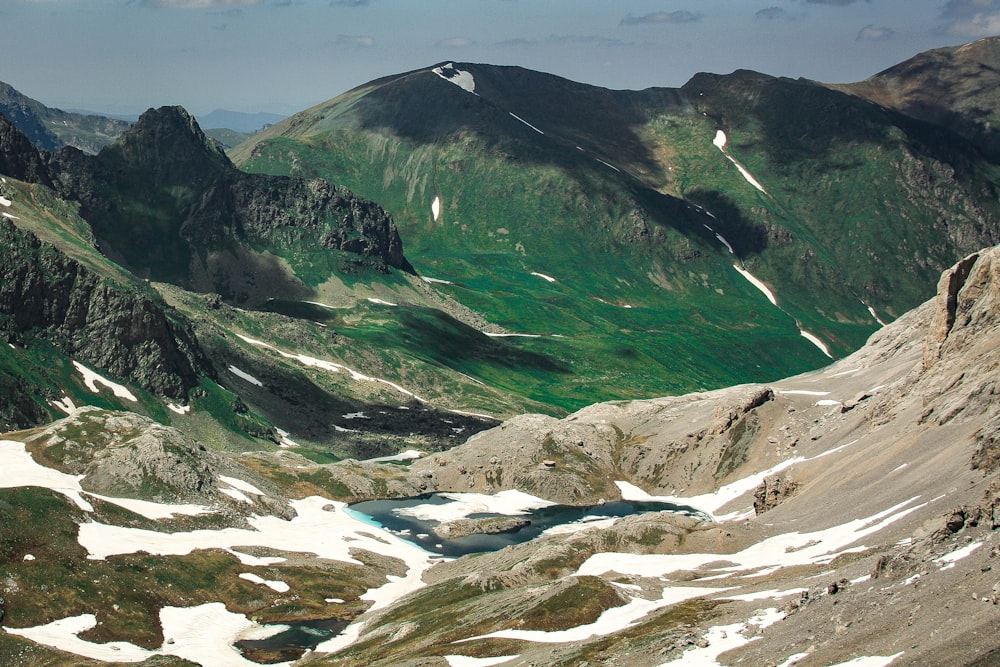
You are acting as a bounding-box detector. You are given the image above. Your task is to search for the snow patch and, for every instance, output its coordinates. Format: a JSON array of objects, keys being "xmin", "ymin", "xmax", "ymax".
[
  {"xmin": 431, "ymin": 195, "xmax": 441, "ymax": 221},
  {"xmin": 166, "ymin": 402, "xmax": 191, "ymax": 415},
  {"xmin": 72, "ymin": 361, "xmax": 137, "ymax": 402},
  {"xmin": 23, "ymin": 554, "xmax": 36, "ymax": 561},
  {"xmin": 865, "ymin": 302, "xmax": 888, "ymax": 327},
  {"xmin": 579, "ymin": 497, "xmax": 925, "ymax": 580},
  {"xmin": 422, "ymin": 276, "xmax": 453, "ymax": 285},
  {"xmin": 815, "ymin": 399, "xmax": 841, "ymax": 406},
  {"xmin": 732, "ymin": 265, "xmax": 777, "ymax": 306},
  {"xmin": 433, "ymin": 63, "xmax": 477, "ymax": 94},
  {"xmin": 220, "ymin": 475, "xmax": 265, "ymax": 497},
  {"xmin": 239, "ymin": 572, "xmax": 290, "ymax": 593},
  {"xmin": 365, "ymin": 449, "xmax": 425, "ymax": 463},
  {"xmin": 713, "ymin": 130, "xmax": 769, "ymax": 194},
  {"xmin": 50, "ymin": 396, "xmax": 77, "ymax": 414},
  {"xmin": 274, "ymin": 427, "xmax": 300, "ymax": 448},
  {"xmin": 219, "ymin": 487, "xmax": 253, "ymax": 504},
  {"xmin": 4, "ymin": 604, "xmax": 288, "ymax": 667},
  {"xmin": 595, "ymin": 158, "xmax": 621, "ymax": 173},
  {"xmin": 800, "ymin": 329, "xmax": 833, "ymax": 358},
  {"xmin": 657, "ymin": 607, "xmax": 785, "ymax": 666},
  {"xmin": 714, "ymin": 233, "xmax": 735, "ymax": 254},
  {"xmin": 530, "ymin": 271, "xmax": 557, "ymax": 283},
  {"xmin": 935, "ymin": 541, "xmax": 982, "ymax": 570},
  {"xmin": 236, "ymin": 334, "xmax": 423, "ymax": 401},
  {"xmin": 367, "ymin": 297, "xmax": 398, "ymax": 306},
  {"xmin": 826, "ymin": 655, "xmax": 904, "ymax": 667},
  {"xmin": 460, "ymin": 586, "xmax": 730, "ymax": 645},
  {"xmin": 0, "ymin": 439, "xmax": 206, "ymax": 519},
  {"xmin": 0, "ymin": 196, "xmax": 11, "ymax": 207},
  {"xmin": 445, "ymin": 656, "xmax": 520, "ymax": 667},
  {"xmin": 509, "ymin": 112, "xmax": 544, "ymax": 135},
  {"xmin": 719, "ymin": 588, "xmax": 807, "ymax": 602},
  {"xmin": 396, "ymin": 489, "xmax": 555, "ymax": 522},
  {"xmin": 227, "ymin": 365, "xmax": 263, "ymax": 387},
  {"xmin": 2, "ymin": 212, "xmax": 18, "ymax": 220}
]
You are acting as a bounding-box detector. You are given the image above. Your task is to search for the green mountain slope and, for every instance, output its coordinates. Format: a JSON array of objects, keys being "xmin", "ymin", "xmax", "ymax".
[
  {"xmin": 232, "ymin": 59, "xmax": 1000, "ymax": 411},
  {"xmin": 0, "ymin": 112, "xmax": 506, "ymax": 456}
]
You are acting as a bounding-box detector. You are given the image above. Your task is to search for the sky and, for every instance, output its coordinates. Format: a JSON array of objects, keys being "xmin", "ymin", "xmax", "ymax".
[{"xmin": 2, "ymin": 0, "xmax": 999, "ymax": 117}]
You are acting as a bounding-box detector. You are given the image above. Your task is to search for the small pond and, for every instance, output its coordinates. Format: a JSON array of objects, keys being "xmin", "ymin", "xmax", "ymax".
[{"xmin": 348, "ymin": 493, "xmax": 702, "ymax": 558}]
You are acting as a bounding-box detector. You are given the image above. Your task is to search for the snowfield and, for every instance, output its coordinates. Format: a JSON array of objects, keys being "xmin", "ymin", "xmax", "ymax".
[
  {"xmin": 433, "ymin": 63, "xmax": 477, "ymax": 94},
  {"xmin": 73, "ymin": 360, "xmax": 138, "ymax": 401}
]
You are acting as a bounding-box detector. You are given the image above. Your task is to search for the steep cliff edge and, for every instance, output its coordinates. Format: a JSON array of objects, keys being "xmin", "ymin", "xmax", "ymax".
[{"xmin": 0, "ymin": 218, "xmax": 210, "ymax": 401}]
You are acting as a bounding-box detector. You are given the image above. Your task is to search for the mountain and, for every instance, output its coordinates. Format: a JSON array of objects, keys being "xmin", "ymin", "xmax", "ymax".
[
  {"xmin": 1, "ymin": 245, "xmax": 998, "ymax": 666},
  {"xmin": 197, "ymin": 109, "xmax": 286, "ymax": 133},
  {"xmin": 0, "ymin": 81, "xmax": 130, "ymax": 154},
  {"xmin": 46, "ymin": 105, "xmax": 411, "ymax": 297},
  {"xmin": 232, "ymin": 60, "xmax": 1000, "ymax": 411},
  {"xmin": 834, "ymin": 36, "xmax": 1000, "ymax": 160},
  {"xmin": 0, "ymin": 111, "xmax": 502, "ymax": 458}
]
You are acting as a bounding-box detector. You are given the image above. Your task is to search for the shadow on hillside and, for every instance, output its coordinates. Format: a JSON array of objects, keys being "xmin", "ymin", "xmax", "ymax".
[
  {"xmin": 684, "ymin": 70, "xmax": 991, "ymax": 179},
  {"xmin": 351, "ymin": 64, "xmax": 686, "ymax": 188},
  {"xmin": 685, "ymin": 189, "xmax": 768, "ymax": 257}
]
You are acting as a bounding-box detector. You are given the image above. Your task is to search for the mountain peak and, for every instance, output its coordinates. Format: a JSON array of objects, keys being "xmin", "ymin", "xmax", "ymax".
[{"xmin": 109, "ymin": 105, "xmax": 232, "ymax": 180}]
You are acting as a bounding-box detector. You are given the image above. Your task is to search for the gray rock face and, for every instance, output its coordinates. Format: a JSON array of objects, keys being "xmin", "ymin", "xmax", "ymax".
[
  {"xmin": 24, "ymin": 407, "xmax": 219, "ymax": 502},
  {"xmin": 0, "ymin": 219, "xmax": 209, "ymax": 400}
]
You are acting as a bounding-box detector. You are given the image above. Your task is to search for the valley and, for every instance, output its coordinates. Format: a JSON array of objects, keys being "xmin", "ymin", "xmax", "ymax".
[{"xmin": 1, "ymin": 36, "xmax": 1000, "ymax": 667}]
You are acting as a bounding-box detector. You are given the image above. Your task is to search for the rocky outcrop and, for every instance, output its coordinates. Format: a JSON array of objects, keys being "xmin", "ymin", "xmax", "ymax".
[
  {"xmin": 0, "ymin": 114, "xmax": 52, "ymax": 186},
  {"xmin": 0, "ymin": 219, "xmax": 209, "ymax": 399},
  {"xmin": 433, "ymin": 516, "xmax": 530, "ymax": 540},
  {"xmin": 46, "ymin": 106, "xmax": 413, "ymax": 295},
  {"xmin": 753, "ymin": 475, "xmax": 799, "ymax": 514},
  {"xmin": 24, "ymin": 407, "xmax": 220, "ymax": 502}
]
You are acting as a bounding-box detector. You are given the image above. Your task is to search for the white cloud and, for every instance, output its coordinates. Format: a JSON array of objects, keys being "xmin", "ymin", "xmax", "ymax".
[
  {"xmin": 945, "ymin": 12, "xmax": 1000, "ymax": 35},
  {"xmin": 621, "ymin": 11, "xmax": 701, "ymax": 26},
  {"xmin": 857, "ymin": 24, "xmax": 895, "ymax": 40}
]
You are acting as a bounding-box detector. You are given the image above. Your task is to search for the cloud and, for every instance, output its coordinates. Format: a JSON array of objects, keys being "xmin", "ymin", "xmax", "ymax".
[
  {"xmin": 435, "ymin": 37, "xmax": 476, "ymax": 48},
  {"xmin": 333, "ymin": 34, "xmax": 376, "ymax": 48},
  {"xmin": 939, "ymin": 0, "xmax": 1000, "ymax": 35},
  {"xmin": 140, "ymin": 0, "xmax": 263, "ymax": 7},
  {"xmin": 620, "ymin": 11, "xmax": 701, "ymax": 26},
  {"xmin": 805, "ymin": 0, "xmax": 866, "ymax": 5},
  {"xmin": 330, "ymin": 0, "xmax": 370, "ymax": 6},
  {"xmin": 941, "ymin": 0, "xmax": 1000, "ymax": 16},
  {"xmin": 755, "ymin": 7, "xmax": 790, "ymax": 20},
  {"xmin": 856, "ymin": 24, "xmax": 894, "ymax": 40}
]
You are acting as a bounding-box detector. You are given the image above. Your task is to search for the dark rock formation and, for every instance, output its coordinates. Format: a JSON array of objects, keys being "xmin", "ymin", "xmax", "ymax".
[
  {"xmin": 0, "ymin": 219, "xmax": 210, "ymax": 399},
  {"xmin": 46, "ymin": 106, "xmax": 413, "ymax": 295},
  {"xmin": 0, "ymin": 114, "xmax": 52, "ymax": 186}
]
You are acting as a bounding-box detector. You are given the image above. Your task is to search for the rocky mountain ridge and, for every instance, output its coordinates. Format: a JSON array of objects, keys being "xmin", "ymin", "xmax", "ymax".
[{"xmin": 45, "ymin": 106, "xmax": 412, "ymax": 299}]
